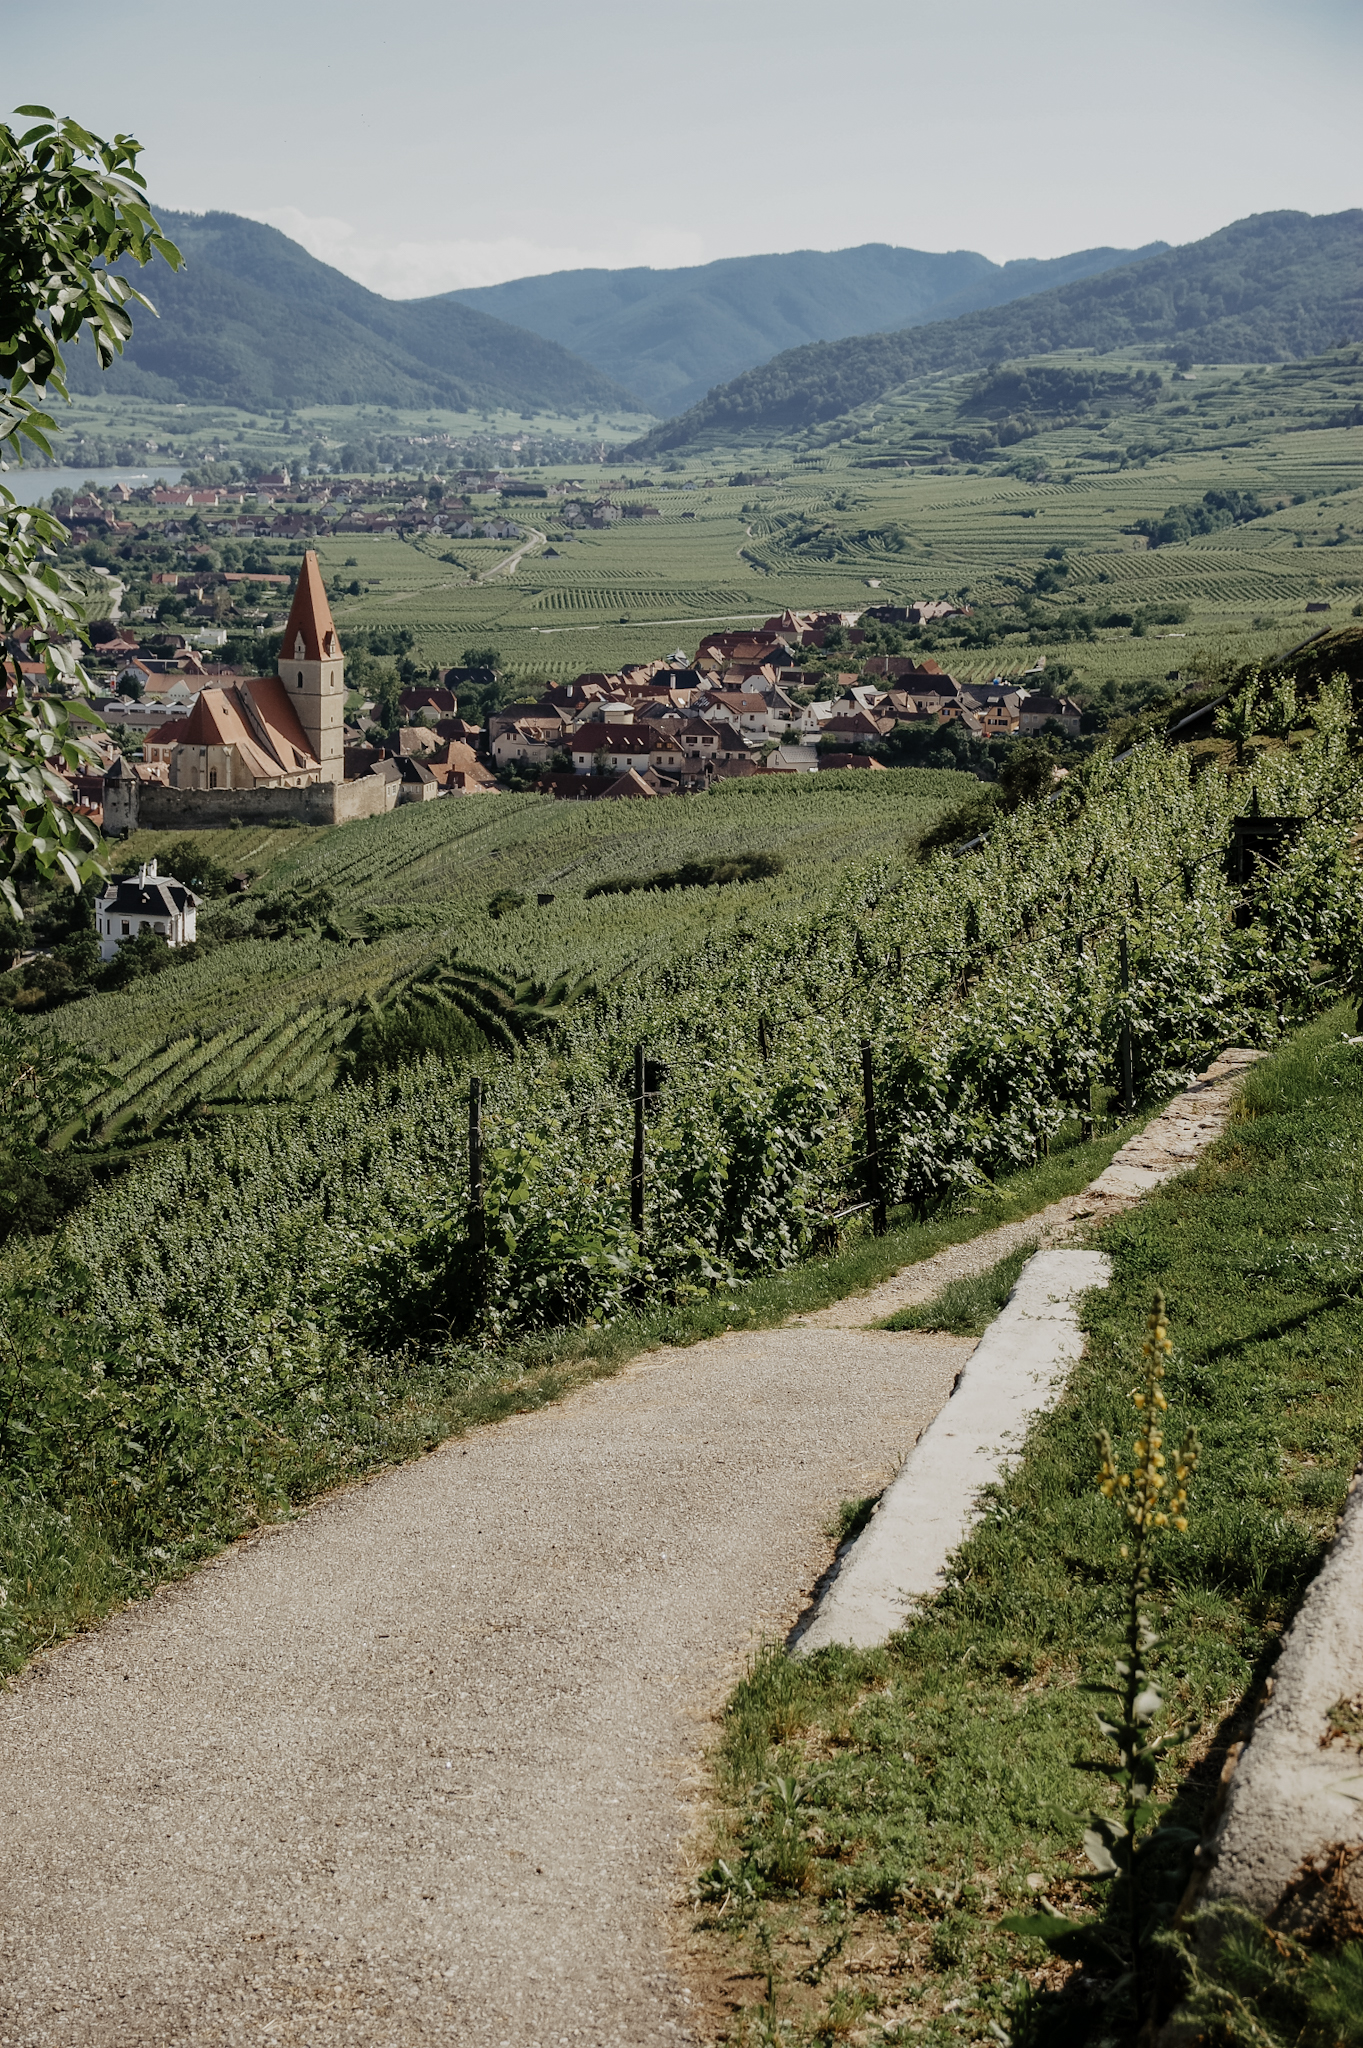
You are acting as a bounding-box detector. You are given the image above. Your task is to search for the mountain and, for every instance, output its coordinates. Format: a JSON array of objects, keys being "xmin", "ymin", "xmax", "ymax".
[
  {"xmin": 61, "ymin": 211, "xmax": 640, "ymax": 416},
  {"xmin": 621, "ymin": 210, "xmax": 1363, "ymax": 456},
  {"xmin": 442, "ymin": 240, "xmax": 1167, "ymax": 416}
]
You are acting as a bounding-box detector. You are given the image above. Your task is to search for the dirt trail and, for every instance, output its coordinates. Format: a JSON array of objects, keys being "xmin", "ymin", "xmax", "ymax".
[{"xmin": 0, "ymin": 1055, "xmax": 1260, "ymax": 2045}]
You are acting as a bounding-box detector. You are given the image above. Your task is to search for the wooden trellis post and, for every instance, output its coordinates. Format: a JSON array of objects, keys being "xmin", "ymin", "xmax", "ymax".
[
  {"xmin": 1077, "ymin": 931, "xmax": 1094, "ymax": 1140},
  {"xmin": 467, "ymin": 1074, "xmax": 485, "ymax": 1254},
  {"xmin": 631, "ymin": 1042, "xmax": 645, "ymax": 1237},
  {"xmin": 860, "ymin": 1040, "xmax": 888, "ymax": 1237},
  {"xmin": 1119, "ymin": 930, "xmax": 1133, "ymax": 1115}
]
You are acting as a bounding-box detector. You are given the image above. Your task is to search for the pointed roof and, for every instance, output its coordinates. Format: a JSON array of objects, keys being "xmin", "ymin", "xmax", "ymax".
[
  {"xmin": 279, "ymin": 550, "xmax": 341, "ymax": 663},
  {"xmin": 600, "ymin": 768, "xmax": 658, "ymax": 799},
  {"xmin": 171, "ymin": 680, "xmax": 320, "ymax": 784}
]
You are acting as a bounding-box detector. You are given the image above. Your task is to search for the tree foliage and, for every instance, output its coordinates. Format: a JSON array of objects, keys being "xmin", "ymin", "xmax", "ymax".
[{"xmin": 0, "ymin": 106, "xmax": 181, "ymax": 918}]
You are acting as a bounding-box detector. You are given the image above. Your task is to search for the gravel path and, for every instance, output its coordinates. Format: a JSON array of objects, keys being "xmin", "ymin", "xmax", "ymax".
[
  {"xmin": 0, "ymin": 1055, "xmax": 1261, "ymax": 2045},
  {"xmin": 0, "ymin": 1328, "xmax": 971, "ymax": 2046}
]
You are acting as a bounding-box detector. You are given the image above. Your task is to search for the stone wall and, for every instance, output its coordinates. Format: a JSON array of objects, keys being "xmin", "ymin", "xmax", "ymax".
[{"xmin": 111, "ymin": 775, "xmax": 398, "ymax": 833}]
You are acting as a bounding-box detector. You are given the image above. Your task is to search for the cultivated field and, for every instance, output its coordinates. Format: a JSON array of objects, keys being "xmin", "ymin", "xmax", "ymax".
[
  {"xmin": 55, "ymin": 769, "xmax": 973, "ymax": 1082},
  {"xmin": 45, "ymin": 353, "xmax": 1363, "ymax": 699},
  {"xmin": 308, "ymin": 351, "xmax": 1363, "ymax": 690}
]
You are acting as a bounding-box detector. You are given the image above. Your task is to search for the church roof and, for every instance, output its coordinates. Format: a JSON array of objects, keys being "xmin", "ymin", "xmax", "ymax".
[
  {"xmin": 171, "ymin": 679, "xmax": 320, "ymax": 783},
  {"xmin": 280, "ymin": 549, "xmax": 341, "ymax": 663}
]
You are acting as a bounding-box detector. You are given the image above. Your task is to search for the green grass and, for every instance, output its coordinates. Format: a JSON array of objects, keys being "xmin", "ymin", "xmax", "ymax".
[
  {"xmin": 879, "ymin": 1240, "xmax": 1037, "ymax": 1334},
  {"xmin": 692, "ymin": 1004, "xmax": 1363, "ymax": 2046},
  {"xmin": 0, "ymin": 1116, "xmax": 1141, "ymax": 1682}
]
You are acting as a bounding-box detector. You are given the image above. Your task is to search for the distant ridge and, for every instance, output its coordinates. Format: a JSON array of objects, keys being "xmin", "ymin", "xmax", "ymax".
[
  {"xmin": 61, "ymin": 211, "xmax": 641, "ymax": 416},
  {"xmin": 619, "ymin": 210, "xmax": 1363, "ymax": 456},
  {"xmin": 443, "ymin": 240, "xmax": 1167, "ymax": 416}
]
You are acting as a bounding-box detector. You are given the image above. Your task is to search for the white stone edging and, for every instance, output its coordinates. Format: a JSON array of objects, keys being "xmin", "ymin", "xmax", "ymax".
[
  {"xmin": 794, "ymin": 1249, "xmax": 1111, "ymax": 1654},
  {"xmin": 1201, "ymin": 1469, "xmax": 1363, "ymax": 1917}
]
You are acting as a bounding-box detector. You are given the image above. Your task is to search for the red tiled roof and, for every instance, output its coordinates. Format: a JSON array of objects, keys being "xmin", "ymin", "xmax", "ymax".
[
  {"xmin": 279, "ymin": 550, "xmax": 341, "ymax": 663},
  {"xmin": 428, "ymin": 741, "xmax": 496, "ymax": 789},
  {"xmin": 171, "ymin": 678, "xmax": 320, "ymax": 783}
]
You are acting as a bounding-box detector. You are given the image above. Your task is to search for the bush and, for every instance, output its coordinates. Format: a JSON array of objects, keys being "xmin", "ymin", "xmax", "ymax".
[
  {"xmin": 99, "ymin": 928, "xmax": 180, "ymax": 990},
  {"xmin": 584, "ymin": 852, "xmax": 784, "ymax": 898},
  {"xmin": 158, "ymin": 839, "xmax": 234, "ymax": 898}
]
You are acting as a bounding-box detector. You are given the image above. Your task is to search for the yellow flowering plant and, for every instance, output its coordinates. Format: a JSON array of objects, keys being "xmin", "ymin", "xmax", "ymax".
[{"xmin": 1003, "ymin": 1293, "xmax": 1201, "ymax": 2020}]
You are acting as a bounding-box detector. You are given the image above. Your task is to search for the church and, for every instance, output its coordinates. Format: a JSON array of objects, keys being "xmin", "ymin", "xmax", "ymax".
[{"xmin": 158, "ymin": 552, "xmax": 345, "ymax": 792}]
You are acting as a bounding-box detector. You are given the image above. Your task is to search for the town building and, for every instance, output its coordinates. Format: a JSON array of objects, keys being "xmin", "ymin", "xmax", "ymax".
[
  {"xmin": 1016, "ymin": 696, "xmax": 1083, "ymax": 736},
  {"xmin": 155, "ymin": 553, "xmax": 342, "ymax": 792},
  {"xmin": 94, "ymin": 860, "xmax": 199, "ymax": 961}
]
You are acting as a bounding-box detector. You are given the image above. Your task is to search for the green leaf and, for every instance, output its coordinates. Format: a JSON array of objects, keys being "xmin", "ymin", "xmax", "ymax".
[{"xmin": 999, "ymin": 1910, "xmax": 1080, "ymax": 1941}]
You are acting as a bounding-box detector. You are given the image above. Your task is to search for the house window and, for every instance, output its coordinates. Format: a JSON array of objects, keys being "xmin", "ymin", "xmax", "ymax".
[
  {"xmin": 121, "ymin": 921, "xmax": 130, "ymax": 936},
  {"xmin": 297, "ymin": 673, "xmax": 304, "ymax": 688},
  {"xmin": 208, "ymin": 768, "xmax": 218, "ymax": 788}
]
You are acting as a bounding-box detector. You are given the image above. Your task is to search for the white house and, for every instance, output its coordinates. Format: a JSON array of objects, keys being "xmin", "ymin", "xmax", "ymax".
[{"xmin": 94, "ymin": 860, "xmax": 199, "ymax": 962}]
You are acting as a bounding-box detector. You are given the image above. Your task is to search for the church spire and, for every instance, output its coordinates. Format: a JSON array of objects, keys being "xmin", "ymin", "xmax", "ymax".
[{"xmin": 280, "ymin": 551, "xmax": 341, "ymax": 664}]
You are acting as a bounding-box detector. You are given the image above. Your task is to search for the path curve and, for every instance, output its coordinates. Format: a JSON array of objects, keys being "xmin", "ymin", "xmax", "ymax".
[
  {"xmin": 480, "ymin": 526, "xmax": 546, "ymax": 582},
  {"xmin": 0, "ymin": 1328, "xmax": 970, "ymax": 2045}
]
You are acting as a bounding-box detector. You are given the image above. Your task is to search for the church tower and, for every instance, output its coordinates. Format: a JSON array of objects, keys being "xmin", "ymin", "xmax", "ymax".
[{"xmin": 277, "ymin": 551, "xmax": 344, "ymax": 781}]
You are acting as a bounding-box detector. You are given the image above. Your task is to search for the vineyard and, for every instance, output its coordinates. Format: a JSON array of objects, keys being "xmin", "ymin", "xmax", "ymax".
[
  {"xmin": 45, "ymin": 770, "xmax": 978, "ymax": 1122},
  {"xmin": 50, "ymin": 687, "xmax": 1363, "ymax": 1376},
  {"xmin": 75, "ymin": 1003, "xmax": 355, "ymax": 1141},
  {"xmin": 292, "ymin": 347, "xmax": 1363, "ymax": 686}
]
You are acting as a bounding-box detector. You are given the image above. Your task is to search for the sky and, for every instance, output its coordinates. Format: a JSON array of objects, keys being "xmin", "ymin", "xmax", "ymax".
[{"xmin": 11, "ymin": 0, "xmax": 1361, "ymax": 299}]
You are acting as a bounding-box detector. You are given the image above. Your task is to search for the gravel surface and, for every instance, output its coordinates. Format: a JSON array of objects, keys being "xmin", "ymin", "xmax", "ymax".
[
  {"xmin": 790, "ymin": 1201, "xmax": 1083, "ymax": 1329},
  {"xmin": 0, "ymin": 1326, "xmax": 971, "ymax": 2046},
  {"xmin": 0, "ymin": 1057, "xmax": 1261, "ymax": 2044}
]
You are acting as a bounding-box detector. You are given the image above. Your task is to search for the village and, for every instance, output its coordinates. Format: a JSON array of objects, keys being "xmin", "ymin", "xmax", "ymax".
[
  {"xmin": 6, "ymin": 466, "xmax": 1082, "ymax": 833},
  {"xmin": 51, "ymin": 587, "xmax": 1082, "ymax": 829}
]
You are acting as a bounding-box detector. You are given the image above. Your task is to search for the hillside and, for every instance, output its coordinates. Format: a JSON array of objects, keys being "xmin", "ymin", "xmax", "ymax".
[
  {"xmin": 621, "ymin": 210, "xmax": 1363, "ymax": 454},
  {"xmin": 47, "ymin": 773, "xmax": 970, "ymax": 1065},
  {"xmin": 442, "ymin": 240, "xmax": 1164, "ymax": 417},
  {"xmin": 60, "ymin": 211, "xmax": 640, "ymax": 417}
]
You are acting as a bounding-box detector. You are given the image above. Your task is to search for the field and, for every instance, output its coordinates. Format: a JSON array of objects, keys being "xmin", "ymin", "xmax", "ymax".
[
  {"xmin": 302, "ymin": 351, "xmax": 1363, "ymax": 692},
  {"xmin": 37, "ymin": 389, "xmax": 655, "ymax": 487},
  {"xmin": 51, "ymin": 770, "xmax": 973, "ymax": 1125},
  {"xmin": 42, "ymin": 352, "xmax": 1363, "ymax": 702},
  {"xmin": 6, "ymin": 707, "xmax": 1360, "ymax": 1676}
]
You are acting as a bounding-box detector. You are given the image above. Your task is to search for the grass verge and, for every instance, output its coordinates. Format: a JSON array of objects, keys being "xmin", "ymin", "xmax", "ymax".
[
  {"xmin": 0, "ymin": 1118, "xmax": 1144, "ymax": 1682},
  {"xmin": 689, "ymin": 1006, "xmax": 1363, "ymax": 2046},
  {"xmin": 878, "ymin": 1242, "xmax": 1038, "ymax": 1336}
]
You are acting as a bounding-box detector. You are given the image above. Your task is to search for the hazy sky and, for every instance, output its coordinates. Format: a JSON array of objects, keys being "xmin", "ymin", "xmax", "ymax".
[{"xmin": 12, "ymin": 0, "xmax": 1360, "ymax": 298}]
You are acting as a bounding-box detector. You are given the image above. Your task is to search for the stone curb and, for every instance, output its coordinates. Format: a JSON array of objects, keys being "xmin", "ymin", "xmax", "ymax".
[
  {"xmin": 793, "ymin": 1248, "xmax": 1111, "ymax": 1654},
  {"xmin": 792, "ymin": 1047, "xmax": 1268, "ymax": 1656},
  {"xmin": 1199, "ymin": 1467, "xmax": 1363, "ymax": 1919}
]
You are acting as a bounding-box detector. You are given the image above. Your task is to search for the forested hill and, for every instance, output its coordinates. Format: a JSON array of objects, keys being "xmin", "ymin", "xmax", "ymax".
[
  {"xmin": 441, "ymin": 240, "xmax": 1164, "ymax": 417},
  {"xmin": 620, "ymin": 210, "xmax": 1363, "ymax": 455},
  {"xmin": 61, "ymin": 211, "xmax": 641, "ymax": 416}
]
